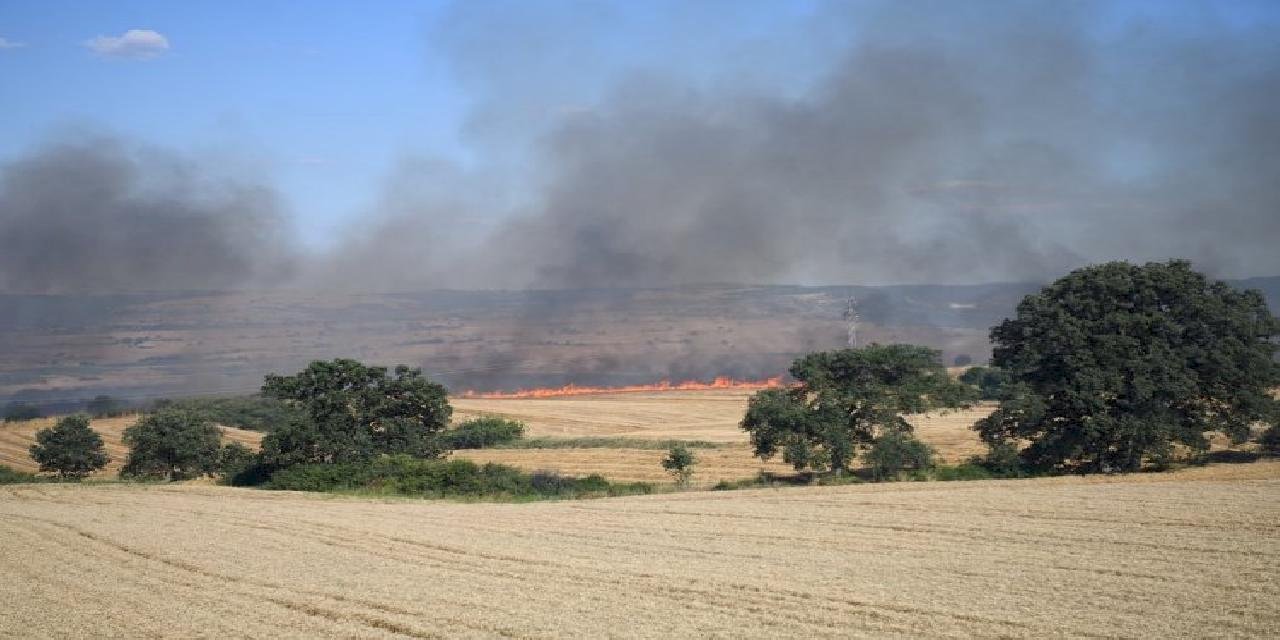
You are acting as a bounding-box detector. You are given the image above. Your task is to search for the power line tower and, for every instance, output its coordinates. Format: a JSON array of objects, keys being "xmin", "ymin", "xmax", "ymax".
[{"xmin": 843, "ymin": 295, "xmax": 859, "ymax": 348}]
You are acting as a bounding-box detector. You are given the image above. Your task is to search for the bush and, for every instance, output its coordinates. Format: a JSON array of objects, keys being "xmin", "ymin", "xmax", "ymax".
[
  {"xmin": 120, "ymin": 409, "xmax": 223, "ymax": 481},
  {"xmin": 85, "ymin": 395, "xmax": 127, "ymax": 418},
  {"xmin": 439, "ymin": 417, "xmax": 525, "ymax": 449},
  {"xmin": 3, "ymin": 401, "xmax": 42, "ymax": 423},
  {"xmin": 661, "ymin": 444, "xmax": 697, "ymax": 486},
  {"xmin": 931, "ymin": 464, "xmax": 994, "ymax": 481},
  {"xmin": 265, "ymin": 455, "xmax": 650, "ymax": 499},
  {"xmin": 958, "ymin": 366, "xmax": 1013, "ymax": 401},
  {"xmin": 971, "ymin": 440, "xmax": 1027, "ymax": 477},
  {"xmin": 0, "ymin": 464, "xmax": 43, "ymax": 484},
  {"xmin": 29, "ymin": 414, "xmax": 110, "ymax": 479},
  {"xmin": 1260, "ymin": 425, "xmax": 1280, "ymax": 456},
  {"xmin": 864, "ymin": 430, "xmax": 934, "ymax": 481}
]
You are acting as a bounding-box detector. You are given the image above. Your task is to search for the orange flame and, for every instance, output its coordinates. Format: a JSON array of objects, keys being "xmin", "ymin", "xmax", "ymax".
[{"xmin": 459, "ymin": 375, "xmax": 784, "ymax": 399}]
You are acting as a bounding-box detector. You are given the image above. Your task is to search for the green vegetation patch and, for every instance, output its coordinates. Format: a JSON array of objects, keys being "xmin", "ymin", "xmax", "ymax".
[{"xmin": 264, "ymin": 455, "xmax": 653, "ymax": 500}]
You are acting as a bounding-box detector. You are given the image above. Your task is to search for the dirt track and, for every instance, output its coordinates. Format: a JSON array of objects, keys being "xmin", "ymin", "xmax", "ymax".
[{"xmin": 3, "ymin": 463, "xmax": 1278, "ymax": 638}]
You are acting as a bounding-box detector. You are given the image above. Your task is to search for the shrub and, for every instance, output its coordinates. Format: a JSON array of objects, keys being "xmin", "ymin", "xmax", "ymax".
[
  {"xmin": 971, "ymin": 440, "xmax": 1026, "ymax": 477},
  {"xmin": 931, "ymin": 464, "xmax": 994, "ymax": 481},
  {"xmin": 0, "ymin": 464, "xmax": 42, "ymax": 484},
  {"xmin": 29, "ymin": 414, "xmax": 109, "ymax": 479},
  {"xmin": 120, "ymin": 409, "xmax": 223, "ymax": 481},
  {"xmin": 864, "ymin": 430, "xmax": 934, "ymax": 481},
  {"xmin": 264, "ymin": 455, "xmax": 650, "ymax": 499},
  {"xmin": 216, "ymin": 442, "xmax": 257, "ymax": 478},
  {"xmin": 3, "ymin": 401, "xmax": 42, "ymax": 423},
  {"xmin": 439, "ymin": 417, "xmax": 525, "ymax": 449},
  {"xmin": 1260, "ymin": 425, "xmax": 1280, "ymax": 456},
  {"xmin": 85, "ymin": 395, "xmax": 127, "ymax": 418},
  {"xmin": 958, "ymin": 366, "xmax": 1013, "ymax": 401},
  {"xmin": 661, "ymin": 444, "xmax": 697, "ymax": 486}
]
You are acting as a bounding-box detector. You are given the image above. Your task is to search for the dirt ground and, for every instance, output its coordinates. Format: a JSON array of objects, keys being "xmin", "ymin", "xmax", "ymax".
[{"xmin": 2, "ymin": 463, "xmax": 1277, "ymax": 638}]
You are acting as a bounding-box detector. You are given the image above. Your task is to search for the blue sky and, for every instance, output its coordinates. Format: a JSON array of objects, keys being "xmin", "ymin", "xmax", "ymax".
[
  {"xmin": 0, "ymin": 1, "xmax": 470, "ymax": 242},
  {"xmin": 0, "ymin": 0, "xmax": 827, "ymax": 245}
]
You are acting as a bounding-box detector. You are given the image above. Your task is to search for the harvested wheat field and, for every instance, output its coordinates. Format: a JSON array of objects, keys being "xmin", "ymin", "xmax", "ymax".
[
  {"xmin": 0, "ymin": 416, "xmax": 262, "ymax": 478},
  {"xmin": 453, "ymin": 390, "xmax": 994, "ymax": 481},
  {"xmin": 3, "ymin": 463, "xmax": 1278, "ymax": 639}
]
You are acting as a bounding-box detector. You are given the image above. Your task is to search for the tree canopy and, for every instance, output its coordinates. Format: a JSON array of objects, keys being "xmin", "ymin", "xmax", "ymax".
[
  {"xmin": 976, "ymin": 260, "xmax": 1280, "ymax": 472},
  {"xmin": 29, "ymin": 414, "xmax": 109, "ymax": 479},
  {"xmin": 259, "ymin": 359, "xmax": 452, "ymax": 466},
  {"xmin": 741, "ymin": 344, "xmax": 975, "ymax": 474},
  {"xmin": 120, "ymin": 409, "xmax": 223, "ymax": 481}
]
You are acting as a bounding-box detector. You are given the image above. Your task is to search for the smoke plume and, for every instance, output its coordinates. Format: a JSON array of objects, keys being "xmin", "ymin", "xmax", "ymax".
[
  {"xmin": 335, "ymin": 0, "xmax": 1280, "ymax": 289},
  {"xmin": 0, "ymin": 133, "xmax": 295, "ymax": 293}
]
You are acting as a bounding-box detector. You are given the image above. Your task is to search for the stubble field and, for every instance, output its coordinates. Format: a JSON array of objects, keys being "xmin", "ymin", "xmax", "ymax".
[
  {"xmin": 452, "ymin": 390, "xmax": 993, "ymax": 483},
  {"xmin": 2, "ymin": 463, "xmax": 1278, "ymax": 638}
]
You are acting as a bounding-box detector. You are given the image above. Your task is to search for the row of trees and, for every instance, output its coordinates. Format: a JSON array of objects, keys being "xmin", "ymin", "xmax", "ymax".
[{"xmin": 742, "ymin": 261, "xmax": 1280, "ymax": 475}]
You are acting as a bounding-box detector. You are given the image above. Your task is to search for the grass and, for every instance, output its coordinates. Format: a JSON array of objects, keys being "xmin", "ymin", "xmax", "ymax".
[{"xmin": 493, "ymin": 436, "xmax": 722, "ymax": 450}]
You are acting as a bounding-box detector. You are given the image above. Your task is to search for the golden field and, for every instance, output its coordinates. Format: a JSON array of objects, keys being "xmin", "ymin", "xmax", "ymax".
[
  {"xmin": 453, "ymin": 390, "xmax": 994, "ymax": 483},
  {"xmin": 2, "ymin": 464, "xmax": 1278, "ymax": 638}
]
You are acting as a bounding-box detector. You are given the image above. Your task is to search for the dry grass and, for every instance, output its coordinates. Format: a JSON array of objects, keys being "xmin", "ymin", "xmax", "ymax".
[
  {"xmin": 2, "ymin": 463, "xmax": 1277, "ymax": 638},
  {"xmin": 0, "ymin": 415, "xmax": 262, "ymax": 478},
  {"xmin": 453, "ymin": 390, "xmax": 994, "ymax": 480}
]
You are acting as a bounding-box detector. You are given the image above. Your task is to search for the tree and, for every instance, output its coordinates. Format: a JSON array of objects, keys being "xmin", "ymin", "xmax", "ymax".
[
  {"xmin": 741, "ymin": 344, "xmax": 976, "ymax": 474},
  {"xmin": 259, "ymin": 359, "xmax": 452, "ymax": 466},
  {"xmin": 864, "ymin": 430, "xmax": 934, "ymax": 481},
  {"xmin": 29, "ymin": 415, "xmax": 109, "ymax": 479},
  {"xmin": 661, "ymin": 444, "xmax": 698, "ymax": 486},
  {"xmin": 977, "ymin": 260, "xmax": 1280, "ymax": 473},
  {"xmin": 120, "ymin": 409, "xmax": 223, "ymax": 480},
  {"xmin": 958, "ymin": 366, "xmax": 1013, "ymax": 401},
  {"xmin": 3, "ymin": 401, "xmax": 42, "ymax": 422},
  {"xmin": 952, "ymin": 354, "xmax": 973, "ymax": 367},
  {"xmin": 85, "ymin": 394, "xmax": 126, "ymax": 418}
]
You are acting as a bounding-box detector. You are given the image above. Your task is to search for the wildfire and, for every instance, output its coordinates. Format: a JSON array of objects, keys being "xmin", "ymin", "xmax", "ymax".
[{"xmin": 459, "ymin": 375, "xmax": 784, "ymax": 399}]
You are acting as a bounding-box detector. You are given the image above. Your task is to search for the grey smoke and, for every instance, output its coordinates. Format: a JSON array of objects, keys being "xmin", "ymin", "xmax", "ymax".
[
  {"xmin": 339, "ymin": 0, "xmax": 1280, "ymax": 289},
  {"xmin": 0, "ymin": 133, "xmax": 296, "ymax": 293}
]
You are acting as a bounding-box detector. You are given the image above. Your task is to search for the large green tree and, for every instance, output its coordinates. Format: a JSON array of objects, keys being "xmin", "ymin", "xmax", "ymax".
[
  {"xmin": 120, "ymin": 409, "xmax": 224, "ymax": 480},
  {"xmin": 29, "ymin": 414, "xmax": 109, "ymax": 479},
  {"xmin": 741, "ymin": 344, "xmax": 975, "ymax": 474},
  {"xmin": 977, "ymin": 260, "xmax": 1280, "ymax": 473},
  {"xmin": 259, "ymin": 359, "xmax": 451, "ymax": 466}
]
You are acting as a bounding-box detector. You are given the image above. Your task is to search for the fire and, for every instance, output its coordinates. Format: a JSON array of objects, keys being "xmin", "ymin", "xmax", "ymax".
[{"xmin": 459, "ymin": 375, "xmax": 784, "ymax": 399}]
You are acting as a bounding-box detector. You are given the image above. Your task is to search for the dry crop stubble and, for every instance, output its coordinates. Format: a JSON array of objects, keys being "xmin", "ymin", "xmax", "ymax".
[{"xmin": 2, "ymin": 463, "xmax": 1278, "ymax": 638}]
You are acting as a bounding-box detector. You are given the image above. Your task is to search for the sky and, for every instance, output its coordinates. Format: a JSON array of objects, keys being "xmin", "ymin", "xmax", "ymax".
[{"xmin": 1, "ymin": 1, "xmax": 1279, "ymax": 291}]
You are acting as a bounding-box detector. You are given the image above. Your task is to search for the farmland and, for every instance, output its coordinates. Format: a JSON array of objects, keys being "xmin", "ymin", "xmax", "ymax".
[
  {"xmin": 453, "ymin": 390, "xmax": 992, "ymax": 483},
  {"xmin": 3, "ymin": 463, "xmax": 1277, "ymax": 638}
]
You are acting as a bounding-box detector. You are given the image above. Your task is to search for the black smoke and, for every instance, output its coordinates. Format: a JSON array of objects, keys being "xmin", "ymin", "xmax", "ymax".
[{"xmin": 0, "ymin": 133, "xmax": 296, "ymax": 293}]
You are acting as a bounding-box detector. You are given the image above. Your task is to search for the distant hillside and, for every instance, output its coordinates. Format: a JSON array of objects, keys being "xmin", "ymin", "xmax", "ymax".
[{"xmin": 1, "ymin": 276, "xmax": 1275, "ymax": 407}]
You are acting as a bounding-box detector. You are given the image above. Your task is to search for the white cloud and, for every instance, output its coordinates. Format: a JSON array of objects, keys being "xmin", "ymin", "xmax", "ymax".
[
  {"xmin": 84, "ymin": 29, "xmax": 169, "ymax": 59},
  {"xmin": 0, "ymin": 37, "xmax": 25, "ymax": 49}
]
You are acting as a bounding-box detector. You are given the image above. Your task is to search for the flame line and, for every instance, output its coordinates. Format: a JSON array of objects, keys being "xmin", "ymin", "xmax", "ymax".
[{"xmin": 459, "ymin": 376, "xmax": 784, "ymax": 399}]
